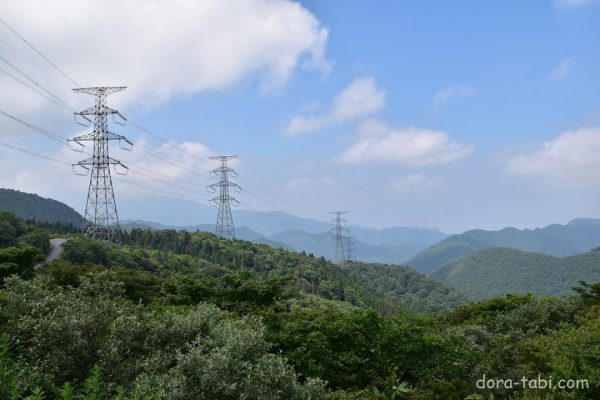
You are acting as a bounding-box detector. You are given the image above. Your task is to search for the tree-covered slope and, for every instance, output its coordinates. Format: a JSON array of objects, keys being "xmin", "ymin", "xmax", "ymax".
[
  {"xmin": 342, "ymin": 261, "xmax": 467, "ymax": 313},
  {"xmin": 117, "ymin": 228, "xmax": 462, "ymax": 313},
  {"xmin": 431, "ymin": 247, "xmax": 600, "ymax": 300},
  {"xmin": 0, "ymin": 188, "xmax": 85, "ymax": 226},
  {"xmin": 2, "ymin": 213, "xmax": 600, "ymax": 399},
  {"xmin": 408, "ymin": 219, "xmax": 600, "ymax": 274}
]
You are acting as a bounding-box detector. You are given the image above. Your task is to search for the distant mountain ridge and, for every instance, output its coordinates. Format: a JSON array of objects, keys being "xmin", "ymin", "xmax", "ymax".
[
  {"xmin": 407, "ymin": 218, "xmax": 600, "ymax": 274},
  {"xmin": 0, "ymin": 188, "xmax": 85, "ymax": 226},
  {"xmin": 121, "ymin": 219, "xmax": 447, "ymax": 264},
  {"xmin": 431, "ymin": 247, "xmax": 600, "ymax": 300}
]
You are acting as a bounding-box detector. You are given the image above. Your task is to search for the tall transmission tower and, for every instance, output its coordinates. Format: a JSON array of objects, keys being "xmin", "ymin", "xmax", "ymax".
[
  {"xmin": 331, "ymin": 211, "xmax": 355, "ymax": 264},
  {"xmin": 207, "ymin": 155, "xmax": 240, "ymax": 240},
  {"xmin": 67, "ymin": 86, "xmax": 131, "ymax": 244}
]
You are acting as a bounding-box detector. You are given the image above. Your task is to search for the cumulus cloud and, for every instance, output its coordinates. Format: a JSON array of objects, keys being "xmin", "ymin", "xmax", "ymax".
[
  {"xmin": 432, "ymin": 85, "xmax": 475, "ymax": 109},
  {"xmin": 284, "ymin": 77, "xmax": 385, "ymax": 135},
  {"xmin": 506, "ymin": 126, "xmax": 600, "ymax": 185},
  {"xmin": 334, "ymin": 120, "xmax": 474, "ymax": 165},
  {"xmin": 0, "ymin": 0, "xmax": 330, "ymax": 113},
  {"xmin": 549, "ymin": 59, "xmax": 574, "ymax": 82},
  {"xmin": 0, "ymin": 135, "xmax": 217, "ymax": 213},
  {"xmin": 387, "ymin": 174, "xmax": 444, "ymax": 192}
]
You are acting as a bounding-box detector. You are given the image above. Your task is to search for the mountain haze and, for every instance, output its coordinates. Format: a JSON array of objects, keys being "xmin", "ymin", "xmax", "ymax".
[{"xmin": 408, "ymin": 219, "xmax": 600, "ymax": 274}]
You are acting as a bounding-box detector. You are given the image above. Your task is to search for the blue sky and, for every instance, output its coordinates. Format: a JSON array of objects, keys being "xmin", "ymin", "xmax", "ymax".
[{"xmin": 1, "ymin": 0, "xmax": 599, "ymax": 233}]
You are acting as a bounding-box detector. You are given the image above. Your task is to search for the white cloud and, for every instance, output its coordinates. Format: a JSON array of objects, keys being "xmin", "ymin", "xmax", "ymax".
[
  {"xmin": 432, "ymin": 85, "xmax": 475, "ymax": 109},
  {"xmin": 0, "ymin": 0, "xmax": 330, "ymax": 112},
  {"xmin": 0, "ymin": 136, "xmax": 217, "ymax": 213},
  {"xmin": 549, "ymin": 59, "xmax": 574, "ymax": 82},
  {"xmin": 506, "ymin": 126, "xmax": 600, "ymax": 185},
  {"xmin": 387, "ymin": 174, "xmax": 444, "ymax": 192},
  {"xmin": 284, "ymin": 77, "xmax": 385, "ymax": 135},
  {"xmin": 334, "ymin": 120, "xmax": 474, "ymax": 165}
]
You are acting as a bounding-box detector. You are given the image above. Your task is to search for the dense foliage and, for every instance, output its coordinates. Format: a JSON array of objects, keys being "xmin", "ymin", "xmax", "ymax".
[
  {"xmin": 432, "ymin": 247, "xmax": 600, "ymax": 300},
  {"xmin": 0, "ymin": 213, "xmax": 598, "ymax": 399},
  {"xmin": 343, "ymin": 261, "xmax": 466, "ymax": 313}
]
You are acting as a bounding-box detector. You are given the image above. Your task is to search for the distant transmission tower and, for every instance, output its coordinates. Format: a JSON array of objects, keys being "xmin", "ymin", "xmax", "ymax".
[
  {"xmin": 207, "ymin": 155, "xmax": 240, "ymax": 240},
  {"xmin": 331, "ymin": 211, "xmax": 355, "ymax": 264},
  {"xmin": 67, "ymin": 86, "xmax": 131, "ymax": 244}
]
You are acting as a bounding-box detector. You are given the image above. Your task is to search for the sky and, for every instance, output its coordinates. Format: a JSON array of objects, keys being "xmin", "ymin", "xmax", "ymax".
[{"xmin": 0, "ymin": 0, "xmax": 599, "ymax": 233}]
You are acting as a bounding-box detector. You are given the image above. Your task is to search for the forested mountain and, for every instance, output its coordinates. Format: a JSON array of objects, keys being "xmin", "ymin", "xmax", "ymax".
[
  {"xmin": 431, "ymin": 247, "xmax": 600, "ymax": 300},
  {"xmin": 343, "ymin": 262, "xmax": 466, "ymax": 313},
  {"xmin": 0, "ymin": 188, "xmax": 446, "ymax": 265},
  {"xmin": 0, "ymin": 188, "xmax": 85, "ymax": 226},
  {"xmin": 120, "ymin": 220, "xmax": 294, "ymax": 250},
  {"xmin": 122, "ymin": 219, "xmax": 446, "ymax": 264},
  {"xmin": 116, "ymin": 227, "xmax": 463, "ymax": 314},
  {"xmin": 2, "ymin": 212, "xmax": 598, "ymax": 399},
  {"xmin": 408, "ymin": 218, "xmax": 600, "ymax": 274}
]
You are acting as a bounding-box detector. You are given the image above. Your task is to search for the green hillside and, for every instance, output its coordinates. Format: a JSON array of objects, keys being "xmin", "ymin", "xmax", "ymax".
[
  {"xmin": 0, "ymin": 188, "xmax": 85, "ymax": 226},
  {"xmin": 1, "ymin": 212, "xmax": 600, "ymax": 399},
  {"xmin": 343, "ymin": 261, "xmax": 467, "ymax": 313},
  {"xmin": 408, "ymin": 219, "xmax": 600, "ymax": 274},
  {"xmin": 432, "ymin": 247, "xmax": 600, "ymax": 300},
  {"xmin": 117, "ymin": 228, "xmax": 463, "ymax": 314}
]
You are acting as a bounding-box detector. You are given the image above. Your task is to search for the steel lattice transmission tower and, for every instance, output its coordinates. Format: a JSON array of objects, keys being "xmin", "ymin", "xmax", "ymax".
[
  {"xmin": 207, "ymin": 155, "xmax": 240, "ymax": 240},
  {"xmin": 67, "ymin": 86, "xmax": 131, "ymax": 244},
  {"xmin": 331, "ymin": 211, "xmax": 356, "ymax": 264}
]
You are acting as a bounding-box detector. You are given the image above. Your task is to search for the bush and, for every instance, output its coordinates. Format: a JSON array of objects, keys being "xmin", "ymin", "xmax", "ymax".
[{"xmin": 0, "ymin": 274, "xmax": 325, "ymax": 398}]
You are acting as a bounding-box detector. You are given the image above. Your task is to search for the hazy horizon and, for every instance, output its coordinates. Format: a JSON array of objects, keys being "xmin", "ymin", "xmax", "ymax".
[{"xmin": 1, "ymin": 1, "xmax": 599, "ymax": 233}]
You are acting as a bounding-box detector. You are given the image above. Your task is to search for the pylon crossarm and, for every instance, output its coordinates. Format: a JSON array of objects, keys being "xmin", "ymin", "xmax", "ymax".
[
  {"xmin": 76, "ymin": 105, "xmax": 119, "ymax": 116},
  {"xmin": 112, "ymin": 112, "xmax": 127, "ymax": 126},
  {"xmin": 74, "ymin": 113, "xmax": 92, "ymax": 127},
  {"xmin": 67, "ymin": 139, "xmax": 85, "ymax": 152},
  {"xmin": 113, "ymin": 162, "xmax": 129, "ymax": 175},
  {"xmin": 73, "ymin": 86, "xmax": 126, "ymax": 96},
  {"xmin": 72, "ymin": 164, "xmax": 89, "ymax": 176},
  {"xmin": 70, "ymin": 132, "xmax": 97, "ymax": 142}
]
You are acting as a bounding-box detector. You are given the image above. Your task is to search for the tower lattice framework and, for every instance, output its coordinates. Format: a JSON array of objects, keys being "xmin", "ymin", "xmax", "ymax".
[
  {"xmin": 331, "ymin": 211, "xmax": 355, "ymax": 264},
  {"xmin": 207, "ymin": 155, "xmax": 240, "ymax": 240},
  {"xmin": 68, "ymin": 86, "xmax": 131, "ymax": 244}
]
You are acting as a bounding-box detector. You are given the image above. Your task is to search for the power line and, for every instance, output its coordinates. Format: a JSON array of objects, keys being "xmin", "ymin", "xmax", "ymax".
[
  {"xmin": 129, "ymin": 166, "xmax": 211, "ymax": 199},
  {"xmin": 0, "ymin": 16, "xmax": 80, "ymax": 87},
  {"xmin": 0, "ymin": 37, "xmax": 73, "ymax": 89},
  {"xmin": 128, "ymin": 163, "xmax": 201, "ymax": 187},
  {"xmin": 113, "ymin": 178, "xmax": 208, "ymax": 204},
  {"xmin": 133, "ymin": 142, "xmax": 212, "ymax": 180},
  {"xmin": 0, "ymin": 55, "xmax": 76, "ymax": 112},
  {"xmin": 0, "ymin": 109, "xmax": 66, "ymax": 143},
  {"xmin": 0, "ymin": 141, "xmax": 70, "ymax": 165},
  {"xmin": 41, "ymin": 0, "xmax": 119, "ymax": 82},
  {"xmin": 1, "ymin": 13, "xmax": 332, "ymax": 233},
  {"xmin": 0, "ymin": 64, "xmax": 74, "ymax": 113}
]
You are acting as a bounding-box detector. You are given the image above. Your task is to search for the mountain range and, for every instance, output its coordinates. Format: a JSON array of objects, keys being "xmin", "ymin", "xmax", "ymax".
[
  {"xmin": 119, "ymin": 218, "xmax": 447, "ymax": 264},
  {"xmin": 2, "ymin": 187, "xmax": 600, "ymax": 302},
  {"xmin": 407, "ymin": 219, "xmax": 600, "ymax": 274}
]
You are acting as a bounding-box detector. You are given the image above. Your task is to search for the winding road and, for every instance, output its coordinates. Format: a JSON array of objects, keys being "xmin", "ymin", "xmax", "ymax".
[{"xmin": 46, "ymin": 238, "xmax": 66, "ymax": 263}]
